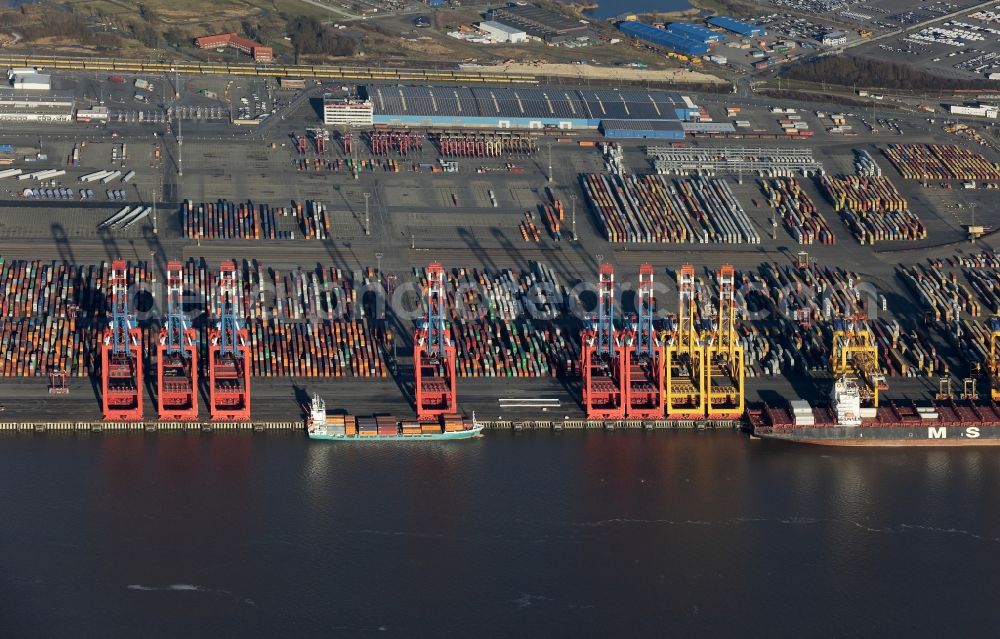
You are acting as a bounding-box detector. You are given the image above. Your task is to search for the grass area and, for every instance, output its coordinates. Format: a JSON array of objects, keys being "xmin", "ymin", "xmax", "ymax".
[
  {"xmin": 270, "ymin": 0, "xmax": 352, "ymax": 22},
  {"xmin": 66, "ymin": 0, "xmax": 133, "ymax": 17}
]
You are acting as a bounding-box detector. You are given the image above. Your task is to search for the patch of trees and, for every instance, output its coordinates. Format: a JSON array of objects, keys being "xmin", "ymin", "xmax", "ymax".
[
  {"xmin": 757, "ymin": 88, "xmax": 895, "ymax": 108},
  {"xmin": 783, "ymin": 55, "xmax": 993, "ymax": 91},
  {"xmin": 1, "ymin": 8, "xmax": 92, "ymax": 42},
  {"xmin": 287, "ymin": 15, "xmax": 358, "ymax": 57}
]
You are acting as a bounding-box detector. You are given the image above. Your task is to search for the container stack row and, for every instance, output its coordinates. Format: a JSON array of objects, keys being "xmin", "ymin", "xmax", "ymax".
[
  {"xmin": 182, "ymin": 199, "xmax": 278, "ymax": 240},
  {"xmin": 247, "ymin": 320, "xmax": 387, "ymax": 378},
  {"xmin": 819, "ymin": 175, "xmax": 926, "ymax": 244},
  {"xmin": 898, "ymin": 262, "xmax": 982, "ymax": 321},
  {"xmin": 0, "ymin": 258, "xmax": 390, "ymax": 379},
  {"xmin": 882, "ymin": 144, "xmax": 1000, "ymax": 181},
  {"xmin": 581, "ymin": 174, "xmax": 760, "ymax": 243},
  {"xmin": 519, "ymin": 211, "xmax": 541, "ymax": 242},
  {"xmin": 759, "ymin": 178, "xmax": 836, "ymax": 245},
  {"xmin": 183, "ymin": 200, "xmax": 342, "ymax": 241},
  {"xmin": 296, "ymin": 201, "xmax": 333, "ymax": 240},
  {"xmin": 409, "ymin": 262, "xmax": 577, "ymax": 378}
]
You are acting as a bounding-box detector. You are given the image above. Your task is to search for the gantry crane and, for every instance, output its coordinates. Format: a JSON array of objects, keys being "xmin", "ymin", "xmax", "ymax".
[
  {"xmin": 665, "ymin": 264, "xmax": 705, "ymax": 419},
  {"xmin": 705, "ymin": 265, "xmax": 745, "ymax": 420},
  {"xmin": 208, "ymin": 262, "xmax": 250, "ymax": 421},
  {"xmin": 989, "ymin": 317, "xmax": 1000, "ymax": 402},
  {"xmin": 414, "ymin": 262, "xmax": 457, "ymax": 419},
  {"xmin": 101, "ymin": 259, "xmax": 143, "ymax": 420},
  {"xmin": 830, "ymin": 313, "xmax": 886, "ymax": 407},
  {"xmin": 626, "ymin": 264, "xmax": 664, "ymax": 419},
  {"xmin": 157, "ymin": 260, "xmax": 198, "ymax": 420},
  {"xmin": 581, "ymin": 263, "xmax": 628, "ymax": 420}
]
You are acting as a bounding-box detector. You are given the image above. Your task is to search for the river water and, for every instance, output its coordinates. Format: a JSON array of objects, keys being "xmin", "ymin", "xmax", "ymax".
[
  {"xmin": 1, "ymin": 430, "xmax": 998, "ymax": 636},
  {"xmin": 575, "ymin": 0, "xmax": 694, "ymax": 20}
]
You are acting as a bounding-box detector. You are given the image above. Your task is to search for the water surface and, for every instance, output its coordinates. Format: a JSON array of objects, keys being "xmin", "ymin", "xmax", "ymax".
[{"xmin": 0, "ymin": 431, "xmax": 997, "ymax": 636}]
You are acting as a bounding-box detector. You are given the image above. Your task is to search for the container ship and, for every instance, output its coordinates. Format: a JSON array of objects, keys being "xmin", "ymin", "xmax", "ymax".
[
  {"xmin": 306, "ymin": 395, "xmax": 484, "ymax": 441},
  {"xmin": 747, "ymin": 378, "xmax": 1000, "ymax": 446}
]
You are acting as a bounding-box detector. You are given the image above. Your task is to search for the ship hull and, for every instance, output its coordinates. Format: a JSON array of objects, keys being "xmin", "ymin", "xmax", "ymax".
[
  {"xmin": 758, "ymin": 425, "xmax": 1000, "ymax": 447},
  {"xmin": 308, "ymin": 425, "xmax": 484, "ymax": 441}
]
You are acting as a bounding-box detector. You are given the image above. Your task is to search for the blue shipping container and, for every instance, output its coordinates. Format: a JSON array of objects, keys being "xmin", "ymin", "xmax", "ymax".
[
  {"xmin": 618, "ymin": 21, "xmax": 710, "ymax": 56},
  {"xmin": 0, "ymin": 145, "xmax": 14, "ymax": 152}
]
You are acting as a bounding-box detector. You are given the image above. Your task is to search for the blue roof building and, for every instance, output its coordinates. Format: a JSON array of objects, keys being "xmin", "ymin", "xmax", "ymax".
[
  {"xmin": 707, "ymin": 16, "xmax": 766, "ymax": 38},
  {"xmin": 668, "ymin": 22, "xmax": 723, "ymax": 43},
  {"xmin": 618, "ymin": 21, "xmax": 710, "ymax": 56}
]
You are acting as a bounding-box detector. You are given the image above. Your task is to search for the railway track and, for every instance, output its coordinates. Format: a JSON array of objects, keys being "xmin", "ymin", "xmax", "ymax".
[{"xmin": 0, "ymin": 54, "xmax": 538, "ymax": 85}]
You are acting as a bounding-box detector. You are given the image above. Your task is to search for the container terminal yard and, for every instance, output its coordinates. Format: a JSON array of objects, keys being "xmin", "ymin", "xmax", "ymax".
[{"xmin": 0, "ymin": 64, "xmax": 998, "ymax": 434}]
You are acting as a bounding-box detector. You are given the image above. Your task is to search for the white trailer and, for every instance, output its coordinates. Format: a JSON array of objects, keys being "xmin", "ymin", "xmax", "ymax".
[
  {"xmin": 79, "ymin": 170, "xmax": 111, "ymax": 183},
  {"xmin": 120, "ymin": 170, "xmax": 136, "ymax": 184},
  {"xmin": 100, "ymin": 170, "xmax": 122, "ymax": 184},
  {"xmin": 33, "ymin": 169, "xmax": 66, "ymax": 180},
  {"xmin": 0, "ymin": 169, "xmax": 23, "ymax": 179}
]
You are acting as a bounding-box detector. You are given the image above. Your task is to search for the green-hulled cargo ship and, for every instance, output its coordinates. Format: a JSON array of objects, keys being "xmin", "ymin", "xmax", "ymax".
[{"xmin": 306, "ymin": 395, "xmax": 484, "ymax": 441}]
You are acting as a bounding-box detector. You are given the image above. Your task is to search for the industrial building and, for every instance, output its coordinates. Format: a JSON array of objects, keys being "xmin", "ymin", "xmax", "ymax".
[
  {"xmin": 363, "ymin": 84, "xmax": 696, "ymax": 134},
  {"xmin": 323, "ymin": 94, "xmax": 374, "ymax": 127},
  {"xmin": 0, "ymin": 91, "xmax": 74, "ymax": 122},
  {"xmin": 821, "ymin": 31, "xmax": 847, "ymax": 46},
  {"xmin": 488, "ymin": 6, "xmax": 589, "ymax": 43},
  {"xmin": 618, "ymin": 21, "xmax": 710, "ymax": 56},
  {"xmin": 478, "ymin": 21, "xmax": 528, "ymax": 44},
  {"xmin": 668, "ymin": 22, "xmax": 723, "ymax": 43},
  {"xmin": 195, "ymin": 33, "xmax": 273, "ymax": 62},
  {"xmin": 600, "ymin": 119, "xmax": 685, "ymax": 139},
  {"xmin": 950, "ymin": 104, "xmax": 999, "ymax": 118},
  {"xmin": 76, "ymin": 105, "xmax": 110, "ymax": 123},
  {"xmin": 8, "ymin": 69, "xmax": 51, "ymax": 91},
  {"xmin": 279, "ymin": 77, "xmax": 306, "ymax": 90},
  {"xmin": 707, "ymin": 16, "xmax": 766, "ymax": 38}
]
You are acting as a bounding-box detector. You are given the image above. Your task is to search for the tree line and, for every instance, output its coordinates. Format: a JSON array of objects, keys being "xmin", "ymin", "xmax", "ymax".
[{"xmin": 782, "ymin": 55, "xmax": 994, "ymax": 91}]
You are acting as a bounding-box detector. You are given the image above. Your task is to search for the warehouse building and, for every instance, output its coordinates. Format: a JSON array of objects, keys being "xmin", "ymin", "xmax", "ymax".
[
  {"xmin": 8, "ymin": 70, "xmax": 50, "ymax": 91},
  {"xmin": 363, "ymin": 84, "xmax": 697, "ymax": 133},
  {"xmin": 488, "ymin": 6, "xmax": 589, "ymax": 43},
  {"xmin": 76, "ymin": 105, "xmax": 110, "ymax": 123},
  {"xmin": 0, "ymin": 92, "xmax": 74, "ymax": 122},
  {"xmin": 323, "ymin": 94, "xmax": 374, "ymax": 127},
  {"xmin": 618, "ymin": 21, "xmax": 710, "ymax": 56},
  {"xmin": 195, "ymin": 33, "xmax": 273, "ymax": 62},
  {"xmin": 600, "ymin": 119, "xmax": 685, "ymax": 139},
  {"xmin": 707, "ymin": 16, "xmax": 766, "ymax": 38},
  {"xmin": 668, "ymin": 22, "xmax": 723, "ymax": 43},
  {"xmin": 821, "ymin": 31, "xmax": 847, "ymax": 46},
  {"xmin": 949, "ymin": 104, "xmax": 999, "ymax": 118},
  {"xmin": 478, "ymin": 20, "xmax": 528, "ymax": 44},
  {"xmin": 279, "ymin": 77, "xmax": 306, "ymax": 90}
]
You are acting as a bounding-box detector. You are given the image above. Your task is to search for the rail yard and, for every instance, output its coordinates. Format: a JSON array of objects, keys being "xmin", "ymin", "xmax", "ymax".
[{"xmin": 0, "ymin": 64, "xmax": 998, "ymax": 433}]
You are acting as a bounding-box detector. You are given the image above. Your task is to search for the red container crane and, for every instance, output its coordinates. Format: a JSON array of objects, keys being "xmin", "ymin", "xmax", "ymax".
[
  {"xmin": 626, "ymin": 264, "xmax": 665, "ymax": 419},
  {"xmin": 413, "ymin": 262, "xmax": 457, "ymax": 419},
  {"xmin": 208, "ymin": 262, "xmax": 251, "ymax": 421},
  {"xmin": 581, "ymin": 263, "xmax": 628, "ymax": 420},
  {"xmin": 157, "ymin": 260, "xmax": 199, "ymax": 420},
  {"xmin": 101, "ymin": 259, "xmax": 143, "ymax": 421}
]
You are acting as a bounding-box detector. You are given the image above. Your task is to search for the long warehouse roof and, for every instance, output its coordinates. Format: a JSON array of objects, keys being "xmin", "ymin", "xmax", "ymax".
[{"xmin": 363, "ymin": 85, "xmax": 691, "ymax": 122}]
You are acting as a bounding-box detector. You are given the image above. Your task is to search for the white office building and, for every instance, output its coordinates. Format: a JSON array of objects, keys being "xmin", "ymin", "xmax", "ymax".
[{"xmin": 323, "ymin": 95, "xmax": 374, "ymax": 127}]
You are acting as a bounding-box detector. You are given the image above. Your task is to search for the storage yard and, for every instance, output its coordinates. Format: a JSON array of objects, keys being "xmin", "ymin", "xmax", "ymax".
[{"xmin": 0, "ymin": 67, "xmax": 997, "ymax": 428}]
